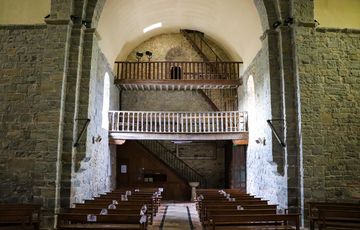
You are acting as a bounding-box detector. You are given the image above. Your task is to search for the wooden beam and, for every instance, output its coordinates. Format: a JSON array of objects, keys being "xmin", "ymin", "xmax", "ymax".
[
  {"xmin": 116, "ymin": 79, "xmax": 241, "ymax": 89},
  {"xmin": 109, "ymin": 132, "xmax": 248, "ymax": 141},
  {"xmin": 232, "ymin": 139, "xmax": 248, "ymax": 145},
  {"xmin": 109, "ymin": 139, "xmax": 126, "ymax": 145}
]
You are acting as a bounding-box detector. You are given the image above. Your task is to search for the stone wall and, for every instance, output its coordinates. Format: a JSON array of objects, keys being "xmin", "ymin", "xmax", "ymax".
[
  {"xmin": 238, "ymin": 42, "xmax": 287, "ymax": 209},
  {"xmin": 123, "ymin": 33, "xmax": 229, "ymax": 62},
  {"xmin": 125, "ymin": 32, "xmax": 201, "ymax": 61},
  {"xmin": 295, "ymin": 27, "xmax": 360, "ymax": 202},
  {"xmin": 121, "ymin": 90, "xmax": 213, "ymax": 111},
  {"xmin": 0, "ymin": 23, "xmax": 72, "ymax": 226},
  {"xmin": 159, "ymin": 141, "xmax": 226, "ymax": 188},
  {"xmin": 181, "ymin": 141, "xmax": 226, "ymax": 188},
  {"xmin": 0, "ymin": 22, "xmax": 120, "ymax": 227},
  {"xmin": 0, "ymin": 25, "xmax": 48, "ymax": 201},
  {"xmin": 71, "ymin": 37, "xmax": 119, "ymax": 203}
]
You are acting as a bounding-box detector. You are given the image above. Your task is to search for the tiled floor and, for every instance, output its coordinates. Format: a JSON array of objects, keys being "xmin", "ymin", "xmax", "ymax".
[{"xmin": 149, "ymin": 202, "xmax": 202, "ymax": 230}]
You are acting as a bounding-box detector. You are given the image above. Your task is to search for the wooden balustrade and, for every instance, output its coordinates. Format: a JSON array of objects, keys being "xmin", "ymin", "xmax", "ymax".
[
  {"xmin": 114, "ymin": 61, "xmax": 241, "ymax": 81},
  {"xmin": 109, "ymin": 111, "xmax": 247, "ymax": 134}
]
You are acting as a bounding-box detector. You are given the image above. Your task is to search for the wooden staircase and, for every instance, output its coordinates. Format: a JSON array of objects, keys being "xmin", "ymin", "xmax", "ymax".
[
  {"xmin": 137, "ymin": 140, "xmax": 207, "ymax": 187},
  {"xmin": 181, "ymin": 29, "xmax": 239, "ymax": 111}
]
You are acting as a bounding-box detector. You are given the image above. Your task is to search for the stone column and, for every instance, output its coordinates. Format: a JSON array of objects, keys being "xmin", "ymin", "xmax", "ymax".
[{"xmin": 189, "ymin": 182, "xmax": 199, "ymax": 202}]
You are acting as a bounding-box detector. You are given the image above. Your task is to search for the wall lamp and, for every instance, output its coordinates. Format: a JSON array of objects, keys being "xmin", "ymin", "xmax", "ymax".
[
  {"xmin": 272, "ymin": 21, "xmax": 282, "ymax": 29},
  {"xmin": 284, "ymin": 17, "xmax": 294, "ymax": 26},
  {"xmin": 255, "ymin": 137, "xmax": 266, "ymax": 146},
  {"xmin": 81, "ymin": 20, "xmax": 92, "ymax": 28},
  {"xmin": 92, "ymin": 135, "xmax": 102, "ymax": 144},
  {"xmin": 314, "ymin": 19, "xmax": 320, "ymax": 27}
]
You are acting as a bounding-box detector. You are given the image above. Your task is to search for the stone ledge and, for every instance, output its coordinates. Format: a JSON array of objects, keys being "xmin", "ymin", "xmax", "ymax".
[
  {"xmin": 45, "ymin": 19, "xmax": 72, "ymax": 25},
  {"xmin": 315, "ymin": 27, "xmax": 360, "ymax": 34},
  {"xmin": 0, "ymin": 24, "xmax": 47, "ymax": 30}
]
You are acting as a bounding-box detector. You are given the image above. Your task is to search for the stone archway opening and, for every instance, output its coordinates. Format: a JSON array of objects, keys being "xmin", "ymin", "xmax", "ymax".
[
  {"xmin": 92, "ymin": 0, "xmax": 285, "ymax": 206},
  {"xmin": 82, "ymin": 0, "xmax": 295, "ymax": 221}
]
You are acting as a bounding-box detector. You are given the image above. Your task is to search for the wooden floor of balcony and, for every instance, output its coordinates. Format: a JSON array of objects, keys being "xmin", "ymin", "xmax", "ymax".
[
  {"xmin": 115, "ymin": 79, "xmax": 241, "ymax": 90},
  {"xmin": 109, "ymin": 132, "xmax": 248, "ymax": 142}
]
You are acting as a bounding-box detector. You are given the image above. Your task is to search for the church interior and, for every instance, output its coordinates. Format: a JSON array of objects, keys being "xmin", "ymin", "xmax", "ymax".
[{"xmin": 0, "ymin": 0, "xmax": 359, "ymax": 229}]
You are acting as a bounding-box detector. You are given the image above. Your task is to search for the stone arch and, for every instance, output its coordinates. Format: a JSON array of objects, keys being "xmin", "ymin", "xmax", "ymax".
[
  {"xmin": 79, "ymin": 0, "xmax": 303, "ymax": 223},
  {"xmin": 254, "ymin": 0, "xmax": 281, "ymax": 32},
  {"xmin": 84, "ymin": 0, "xmax": 106, "ymax": 28}
]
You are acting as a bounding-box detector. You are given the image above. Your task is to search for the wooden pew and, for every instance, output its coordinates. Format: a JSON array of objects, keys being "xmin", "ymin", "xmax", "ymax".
[
  {"xmin": 203, "ymin": 208, "xmax": 277, "ymax": 225},
  {"xmin": 199, "ymin": 201, "xmax": 273, "ymax": 222},
  {"xmin": 207, "ymin": 213, "xmax": 300, "ymax": 230},
  {"xmin": 318, "ymin": 209, "xmax": 360, "ymax": 229},
  {"xmin": 308, "ymin": 202, "xmax": 360, "ymax": 230},
  {"xmin": 201, "ymin": 204, "xmax": 278, "ymax": 225},
  {"xmin": 0, "ymin": 214, "xmax": 33, "ymax": 230},
  {"xmin": 57, "ymin": 213, "xmax": 147, "ymax": 230},
  {"xmin": 62, "ymin": 207, "xmax": 144, "ymax": 215},
  {"xmin": 90, "ymin": 196, "xmax": 158, "ymax": 213},
  {"xmin": 0, "ymin": 204, "xmax": 41, "ymax": 230},
  {"xmin": 73, "ymin": 202, "xmax": 154, "ymax": 224}
]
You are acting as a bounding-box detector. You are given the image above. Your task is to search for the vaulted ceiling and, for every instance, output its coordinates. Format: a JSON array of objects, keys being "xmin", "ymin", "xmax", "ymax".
[{"xmin": 97, "ymin": 0, "xmax": 263, "ymax": 71}]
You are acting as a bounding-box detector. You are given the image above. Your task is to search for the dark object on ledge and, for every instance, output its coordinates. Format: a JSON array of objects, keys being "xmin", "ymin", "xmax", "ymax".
[{"xmin": 170, "ymin": 66, "xmax": 182, "ymax": 80}]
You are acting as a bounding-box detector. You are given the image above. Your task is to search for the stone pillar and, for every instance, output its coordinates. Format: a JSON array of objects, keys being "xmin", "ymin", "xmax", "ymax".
[{"xmin": 189, "ymin": 182, "xmax": 199, "ymax": 202}]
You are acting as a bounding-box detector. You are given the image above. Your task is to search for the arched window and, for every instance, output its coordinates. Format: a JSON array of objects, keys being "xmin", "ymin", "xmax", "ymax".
[{"xmin": 102, "ymin": 72, "xmax": 110, "ymax": 130}]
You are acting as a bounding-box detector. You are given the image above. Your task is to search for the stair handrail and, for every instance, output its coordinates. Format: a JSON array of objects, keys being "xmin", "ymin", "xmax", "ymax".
[
  {"xmin": 137, "ymin": 140, "xmax": 207, "ymax": 187},
  {"xmin": 181, "ymin": 29, "xmax": 239, "ymax": 111},
  {"xmin": 181, "ymin": 29, "xmax": 222, "ymax": 62}
]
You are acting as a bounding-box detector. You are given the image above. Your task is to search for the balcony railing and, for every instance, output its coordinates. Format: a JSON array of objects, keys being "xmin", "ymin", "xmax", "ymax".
[
  {"xmin": 109, "ymin": 111, "xmax": 247, "ymax": 133},
  {"xmin": 114, "ymin": 61, "xmax": 241, "ymax": 81}
]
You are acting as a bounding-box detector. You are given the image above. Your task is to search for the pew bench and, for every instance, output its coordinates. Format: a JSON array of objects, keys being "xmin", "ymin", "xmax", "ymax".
[
  {"xmin": 73, "ymin": 203, "xmax": 154, "ymax": 224},
  {"xmin": 200, "ymin": 203, "xmax": 278, "ymax": 223},
  {"xmin": 203, "ymin": 208, "xmax": 277, "ymax": 224},
  {"xmin": 206, "ymin": 214, "xmax": 300, "ymax": 230},
  {"xmin": 317, "ymin": 209, "xmax": 360, "ymax": 229},
  {"xmin": 57, "ymin": 213, "xmax": 147, "ymax": 230},
  {"xmin": 308, "ymin": 202, "xmax": 360, "ymax": 230},
  {"xmin": 0, "ymin": 204, "xmax": 41, "ymax": 230}
]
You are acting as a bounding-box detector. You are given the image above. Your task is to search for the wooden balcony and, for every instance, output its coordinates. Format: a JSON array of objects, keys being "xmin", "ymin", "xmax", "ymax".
[
  {"xmin": 114, "ymin": 61, "xmax": 242, "ymax": 90},
  {"xmin": 108, "ymin": 111, "xmax": 248, "ymax": 141}
]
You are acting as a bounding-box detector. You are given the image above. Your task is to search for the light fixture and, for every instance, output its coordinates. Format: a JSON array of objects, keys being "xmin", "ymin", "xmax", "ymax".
[
  {"xmin": 255, "ymin": 137, "xmax": 266, "ymax": 146},
  {"xmin": 143, "ymin": 22, "xmax": 162, "ymax": 33},
  {"xmin": 145, "ymin": 51, "xmax": 152, "ymax": 61},
  {"xmin": 92, "ymin": 135, "xmax": 102, "ymax": 143},
  {"xmin": 284, "ymin": 17, "xmax": 294, "ymax": 26},
  {"xmin": 136, "ymin": 52, "xmax": 143, "ymax": 62},
  {"xmin": 272, "ymin": 21, "xmax": 281, "ymax": 29},
  {"xmin": 314, "ymin": 19, "xmax": 320, "ymax": 27}
]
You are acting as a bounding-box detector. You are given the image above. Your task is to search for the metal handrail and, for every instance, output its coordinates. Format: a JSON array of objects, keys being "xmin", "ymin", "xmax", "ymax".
[
  {"xmin": 138, "ymin": 140, "xmax": 207, "ymax": 187},
  {"xmin": 181, "ymin": 29, "xmax": 222, "ymax": 62},
  {"xmin": 180, "ymin": 29, "xmax": 240, "ymax": 111}
]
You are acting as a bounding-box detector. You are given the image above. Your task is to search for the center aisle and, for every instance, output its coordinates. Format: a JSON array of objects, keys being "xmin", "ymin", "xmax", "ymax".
[{"xmin": 149, "ymin": 202, "xmax": 202, "ymax": 230}]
